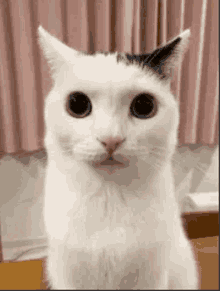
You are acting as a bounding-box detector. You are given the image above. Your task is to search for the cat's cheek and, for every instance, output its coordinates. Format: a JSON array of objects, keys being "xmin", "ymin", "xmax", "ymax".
[{"xmin": 56, "ymin": 134, "xmax": 73, "ymax": 156}]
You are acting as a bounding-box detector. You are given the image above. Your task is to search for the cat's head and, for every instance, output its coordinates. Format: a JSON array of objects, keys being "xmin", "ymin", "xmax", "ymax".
[{"xmin": 38, "ymin": 26, "xmax": 190, "ymax": 173}]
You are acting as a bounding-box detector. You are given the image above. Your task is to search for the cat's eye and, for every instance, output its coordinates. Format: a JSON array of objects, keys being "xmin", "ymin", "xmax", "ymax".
[
  {"xmin": 130, "ymin": 93, "xmax": 157, "ymax": 119},
  {"xmin": 66, "ymin": 92, "xmax": 92, "ymax": 118}
]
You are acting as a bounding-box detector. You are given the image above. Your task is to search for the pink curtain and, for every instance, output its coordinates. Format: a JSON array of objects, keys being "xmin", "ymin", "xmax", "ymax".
[{"xmin": 0, "ymin": 0, "xmax": 218, "ymax": 154}]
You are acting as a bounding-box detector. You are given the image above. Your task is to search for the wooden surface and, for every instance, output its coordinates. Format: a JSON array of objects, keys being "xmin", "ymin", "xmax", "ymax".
[
  {"xmin": 0, "ymin": 212, "xmax": 219, "ymax": 289},
  {"xmin": 191, "ymin": 236, "xmax": 219, "ymax": 290},
  {"xmin": 0, "ymin": 236, "xmax": 218, "ymax": 290},
  {"xmin": 182, "ymin": 211, "xmax": 219, "ymax": 239}
]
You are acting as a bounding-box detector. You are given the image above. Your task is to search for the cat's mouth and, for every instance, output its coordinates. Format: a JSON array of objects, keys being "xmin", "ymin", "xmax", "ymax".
[
  {"xmin": 93, "ymin": 155, "xmax": 129, "ymax": 169},
  {"xmin": 99, "ymin": 156, "xmax": 124, "ymax": 166},
  {"xmin": 91, "ymin": 154, "xmax": 130, "ymax": 174}
]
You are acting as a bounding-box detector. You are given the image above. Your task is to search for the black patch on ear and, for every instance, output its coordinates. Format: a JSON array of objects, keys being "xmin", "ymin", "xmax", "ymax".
[
  {"xmin": 123, "ymin": 54, "xmax": 151, "ymax": 65},
  {"xmin": 118, "ymin": 37, "xmax": 181, "ymax": 80}
]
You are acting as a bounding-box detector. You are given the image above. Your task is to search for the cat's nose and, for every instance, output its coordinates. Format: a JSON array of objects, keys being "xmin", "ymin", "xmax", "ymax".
[{"xmin": 98, "ymin": 136, "xmax": 125, "ymax": 154}]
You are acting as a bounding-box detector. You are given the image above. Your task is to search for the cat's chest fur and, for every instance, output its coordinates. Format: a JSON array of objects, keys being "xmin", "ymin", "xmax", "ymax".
[
  {"xmin": 44, "ymin": 160, "xmax": 178, "ymax": 289},
  {"xmin": 44, "ymin": 158, "xmax": 177, "ymax": 241}
]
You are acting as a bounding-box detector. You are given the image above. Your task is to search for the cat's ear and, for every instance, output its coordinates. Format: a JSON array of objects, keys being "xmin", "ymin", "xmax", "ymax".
[
  {"xmin": 143, "ymin": 29, "xmax": 191, "ymax": 80},
  {"xmin": 38, "ymin": 25, "xmax": 80, "ymax": 78}
]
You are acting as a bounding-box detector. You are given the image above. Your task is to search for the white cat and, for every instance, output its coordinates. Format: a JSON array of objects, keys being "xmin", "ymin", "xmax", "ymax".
[{"xmin": 38, "ymin": 26, "xmax": 199, "ymax": 289}]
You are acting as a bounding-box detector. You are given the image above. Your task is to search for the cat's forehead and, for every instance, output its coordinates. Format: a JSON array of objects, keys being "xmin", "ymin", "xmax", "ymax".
[
  {"xmin": 74, "ymin": 53, "xmax": 143, "ymax": 82},
  {"xmin": 64, "ymin": 52, "xmax": 168, "ymax": 95}
]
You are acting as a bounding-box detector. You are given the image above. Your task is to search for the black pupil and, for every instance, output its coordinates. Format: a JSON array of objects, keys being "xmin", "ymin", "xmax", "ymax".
[
  {"xmin": 68, "ymin": 92, "xmax": 91, "ymax": 117},
  {"xmin": 131, "ymin": 94, "xmax": 155, "ymax": 118}
]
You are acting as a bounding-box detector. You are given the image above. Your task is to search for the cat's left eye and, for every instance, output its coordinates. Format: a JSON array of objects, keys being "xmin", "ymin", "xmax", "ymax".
[
  {"xmin": 66, "ymin": 92, "xmax": 92, "ymax": 118},
  {"xmin": 130, "ymin": 93, "xmax": 157, "ymax": 119}
]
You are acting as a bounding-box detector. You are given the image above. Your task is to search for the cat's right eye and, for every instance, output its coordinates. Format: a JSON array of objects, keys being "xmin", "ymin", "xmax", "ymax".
[{"xmin": 66, "ymin": 92, "xmax": 92, "ymax": 118}]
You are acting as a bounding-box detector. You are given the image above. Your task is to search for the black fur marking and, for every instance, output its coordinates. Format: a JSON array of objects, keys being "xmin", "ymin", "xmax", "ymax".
[
  {"xmin": 117, "ymin": 37, "xmax": 182, "ymax": 80},
  {"xmin": 82, "ymin": 35, "xmax": 182, "ymax": 80}
]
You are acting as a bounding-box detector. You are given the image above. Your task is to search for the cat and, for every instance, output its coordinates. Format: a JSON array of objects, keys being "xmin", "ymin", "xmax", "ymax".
[{"xmin": 38, "ymin": 25, "xmax": 199, "ymax": 290}]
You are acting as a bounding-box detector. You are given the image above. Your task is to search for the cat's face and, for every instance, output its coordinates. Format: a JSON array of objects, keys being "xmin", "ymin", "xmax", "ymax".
[{"xmin": 38, "ymin": 26, "xmax": 190, "ymax": 173}]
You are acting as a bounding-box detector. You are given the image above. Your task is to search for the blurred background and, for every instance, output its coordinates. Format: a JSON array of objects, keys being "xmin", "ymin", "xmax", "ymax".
[{"xmin": 0, "ymin": 0, "xmax": 218, "ymax": 289}]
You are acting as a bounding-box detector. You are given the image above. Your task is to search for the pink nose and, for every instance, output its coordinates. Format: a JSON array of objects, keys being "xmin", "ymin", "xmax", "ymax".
[{"xmin": 99, "ymin": 136, "xmax": 125, "ymax": 154}]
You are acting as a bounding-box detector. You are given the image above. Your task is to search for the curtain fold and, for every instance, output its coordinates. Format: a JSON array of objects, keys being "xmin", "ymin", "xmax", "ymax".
[{"xmin": 0, "ymin": 0, "xmax": 218, "ymax": 154}]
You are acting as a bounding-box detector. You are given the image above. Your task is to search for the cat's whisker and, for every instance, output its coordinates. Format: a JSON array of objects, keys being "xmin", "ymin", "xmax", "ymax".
[
  {"xmin": 194, "ymin": 162, "xmax": 210, "ymax": 176},
  {"xmin": 148, "ymin": 152, "xmax": 166, "ymax": 168},
  {"xmin": 171, "ymin": 155, "xmax": 198, "ymax": 171},
  {"xmin": 149, "ymin": 150, "xmax": 166, "ymax": 159},
  {"xmin": 153, "ymin": 158, "xmax": 166, "ymax": 169},
  {"xmin": 150, "ymin": 147, "xmax": 167, "ymax": 153},
  {"xmin": 142, "ymin": 158, "xmax": 162, "ymax": 172}
]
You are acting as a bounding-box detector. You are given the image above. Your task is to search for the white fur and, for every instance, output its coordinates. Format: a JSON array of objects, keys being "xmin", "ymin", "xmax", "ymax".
[{"xmin": 38, "ymin": 26, "xmax": 199, "ymax": 289}]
